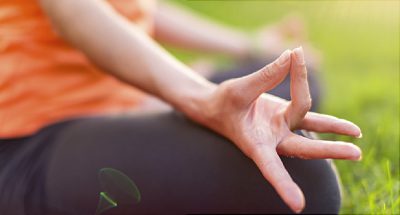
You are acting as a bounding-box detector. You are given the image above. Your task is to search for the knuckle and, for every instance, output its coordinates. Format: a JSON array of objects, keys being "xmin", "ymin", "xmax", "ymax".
[
  {"xmin": 302, "ymin": 102, "xmax": 312, "ymax": 113},
  {"xmin": 295, "ymin": 59, "xmax": 307, "ymax": 68},
  {"xmin": 297, "ymin": 151, "xmax": 311, "ymax": 159},
  {"xmin": 297, "ymin": 97, "xmax": 312, "ymax": 112},
  {"xmin": 259, "ymin": 64, "xmax": 276, "ymax": 81},
  {"xmin": 298, "ymin": 68, "xmax": 308, "ymax": 79},
  {"xmin": 330, "ymin": 120, "xmax": 342, "ymax": 130},
  {"xmin": 247, "ymin": 143, "xmax": 264, "ymax": 158},
  {"xmin": 293, "ymin": 144, "xmax": 311, "ymax": 159},
  {"xmin": 275, "ymin": 178, "xmax": 293, "ymax": 188},
  {"xmin": 305, "ymin": 97, "xmax": 312, "ymax": 107},
  {"xmin": 220, "ymin": 79, "xmax": 244, "ymax": 105},
  {"xmin": 263, "ymin": 160, "xmax": 278, "ymax": 173}
]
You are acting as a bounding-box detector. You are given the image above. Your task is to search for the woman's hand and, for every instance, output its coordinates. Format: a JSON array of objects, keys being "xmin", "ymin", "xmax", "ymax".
[
  {"xmin": 191, "ymin": 47, "xmax": 362, "ymax": 213},
  {"xmin": 252, "ymin": 15, "xmax": 322, "ymax": 68},
  {"xmin": 40, "ymin": 1, "xmax": 360, "ymax": 211}
]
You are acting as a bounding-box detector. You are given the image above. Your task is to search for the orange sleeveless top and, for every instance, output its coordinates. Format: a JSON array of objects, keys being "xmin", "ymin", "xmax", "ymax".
[{"xmin": 0, "ymin": 0, "xmax": 156, "ymax": 138}]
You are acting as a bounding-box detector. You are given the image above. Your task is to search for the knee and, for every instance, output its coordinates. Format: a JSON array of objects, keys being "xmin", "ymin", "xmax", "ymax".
[{"xmin": 282, "ymin": 158, "xmax": 342, "ymax": 214}]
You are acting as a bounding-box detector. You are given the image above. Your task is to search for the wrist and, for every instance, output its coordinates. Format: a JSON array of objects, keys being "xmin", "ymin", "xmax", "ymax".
[
  {"xmin": 170, "ymin": 78, "xmax": 217, "ymax": 124},
  {"xmin": 233, "ymin": 32, "xmax": 264, "ymax": 60}
]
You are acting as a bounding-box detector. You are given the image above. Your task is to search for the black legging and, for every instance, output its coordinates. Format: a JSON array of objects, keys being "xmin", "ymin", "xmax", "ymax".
[{"xmin": 0, "ymin": 60, "xmax": 340, "ymax": 214}]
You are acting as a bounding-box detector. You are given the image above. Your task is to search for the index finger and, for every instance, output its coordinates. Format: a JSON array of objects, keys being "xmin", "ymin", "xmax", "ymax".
[
  {"xmin": 235, "ymin": 50, "xmax": 292, "ymax": 107},
  {"xmin": 251, "ymin": 145, "xmax": 305, "ymax": 213},
  {"xmin": 285, "ymin": 47, "xmax": 312, "ymax": 129}
]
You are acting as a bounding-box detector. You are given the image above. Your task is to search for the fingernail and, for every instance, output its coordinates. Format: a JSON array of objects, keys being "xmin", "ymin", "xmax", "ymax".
[
  {"xmin": 357, "ymin": 132, "xmax": 363, "ymax": 138},
  {"xmin": 293, "ymin": 46, "xmax": 305, "ymax": 64},
  {"xmin": 278, "ymin": 49, "xmax": 291, "ymax": 65},
  {"xmin": 353, "ymin": 151, "xmax": 362, "ymax": 161},
  {"xmin": 351, "ymin": 147, "xmax": 362, "ymax": 161}
]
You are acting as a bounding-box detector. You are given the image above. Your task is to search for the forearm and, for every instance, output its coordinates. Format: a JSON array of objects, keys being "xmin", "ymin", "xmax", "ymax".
[
  {"xmin": 154, "ymin": 2, "xmax": 252, "ymax": 58},
  {"xmin": 40, "ymin": 0, "xmax": 214, "ymax": 118}
]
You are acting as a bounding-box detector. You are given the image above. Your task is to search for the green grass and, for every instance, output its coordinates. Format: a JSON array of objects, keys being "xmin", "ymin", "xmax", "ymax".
[{"xmin": 170, "ymin": 1, "xmax": 399, "ymax": 214}]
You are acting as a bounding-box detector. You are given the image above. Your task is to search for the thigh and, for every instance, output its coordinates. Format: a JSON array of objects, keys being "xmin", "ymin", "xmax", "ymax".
[{"xmin": 44, "ymin": 112, "xmax": 340, "ymax": 214}]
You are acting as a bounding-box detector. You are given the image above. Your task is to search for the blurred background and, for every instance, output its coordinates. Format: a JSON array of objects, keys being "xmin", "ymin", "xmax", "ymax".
[{"xmin": 167, "ymin": 0, "xmax": 399, "ymax": 214}]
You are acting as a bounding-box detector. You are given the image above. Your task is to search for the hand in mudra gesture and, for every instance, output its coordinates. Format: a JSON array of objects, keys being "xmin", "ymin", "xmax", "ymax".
[{"xmin": 193, "ymin": 47, "xmax": 362, "ymax": 213}]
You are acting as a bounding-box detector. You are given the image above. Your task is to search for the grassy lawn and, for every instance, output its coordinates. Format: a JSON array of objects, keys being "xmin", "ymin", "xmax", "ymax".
[{"xmin": 170, "ymin": 1, "xmax": 399, "ymax": 214}]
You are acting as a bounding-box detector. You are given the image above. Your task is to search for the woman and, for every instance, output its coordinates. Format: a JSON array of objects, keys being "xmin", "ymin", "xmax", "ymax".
[{"xmin": 0, "ymin": 0, "xmax": 362, "ymax": 214}]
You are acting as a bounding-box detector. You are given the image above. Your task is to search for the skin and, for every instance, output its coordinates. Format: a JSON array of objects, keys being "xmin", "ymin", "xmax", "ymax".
[
  {"xmin": 39, "ymin": 0, "xmax": 362, "ymax": 213},
  {"xmin": 154, "ymin": 2, "xmax": 251, "ymax": 59},
  {"xmin": 154, "ymin": 2, "xmax": 320, "ymax": 64}
]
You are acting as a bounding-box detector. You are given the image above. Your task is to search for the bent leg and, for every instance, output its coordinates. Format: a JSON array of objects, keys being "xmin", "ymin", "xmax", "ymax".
[{"xmin": 43, "ymin": 112, "xmax": 340, "ymax": 214}]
